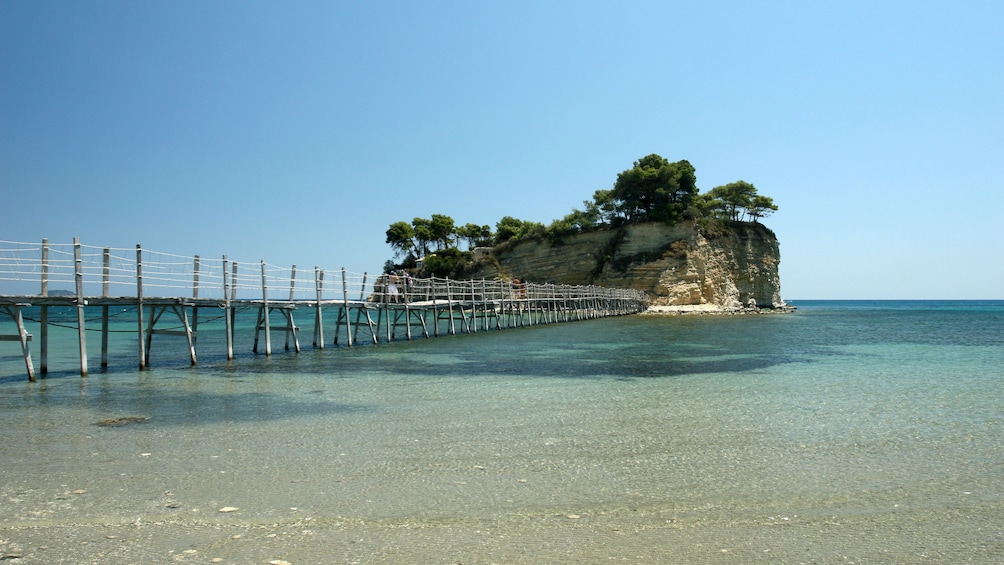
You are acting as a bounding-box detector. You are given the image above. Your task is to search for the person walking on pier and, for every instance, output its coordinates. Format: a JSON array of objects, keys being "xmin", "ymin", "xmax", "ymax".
[
  {"xmin": 387, "ymin": 271, "xmax": 401, "ymax": 303},
  {"xmin": 403, "ymin": 271, "xmax": 413, "ymax": 303},
  {"xmin": 513, "ymin": 278, "xmax": 527, "ymax": 299}
]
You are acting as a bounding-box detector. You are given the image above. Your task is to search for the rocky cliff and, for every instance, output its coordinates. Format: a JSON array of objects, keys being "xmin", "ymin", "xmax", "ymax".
[{"xmin": 471, "ymin": 221, "xmax": 785, "ymax": 308}]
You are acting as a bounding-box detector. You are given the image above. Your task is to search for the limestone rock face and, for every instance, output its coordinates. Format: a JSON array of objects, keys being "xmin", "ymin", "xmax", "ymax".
[{"xmin": 472, "ymin": 221, "xmax": 784, "ymax": 308}]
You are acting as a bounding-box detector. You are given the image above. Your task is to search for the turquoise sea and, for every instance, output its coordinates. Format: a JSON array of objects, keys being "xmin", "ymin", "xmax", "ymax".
[{"xmin": 0, "ymin": 300, "xmax": 1001, "ymax": 564}]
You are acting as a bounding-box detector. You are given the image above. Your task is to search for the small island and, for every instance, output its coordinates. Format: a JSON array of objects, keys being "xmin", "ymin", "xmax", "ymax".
[{"xmin": 385, "ymin": 154, "xmax": 788, "ymax": 313}]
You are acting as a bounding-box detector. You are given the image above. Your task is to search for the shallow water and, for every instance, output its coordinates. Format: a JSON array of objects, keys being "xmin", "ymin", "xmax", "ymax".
[{"xmin": 1, "ymin": 301, "xmax": 1001, "ymax": 563}]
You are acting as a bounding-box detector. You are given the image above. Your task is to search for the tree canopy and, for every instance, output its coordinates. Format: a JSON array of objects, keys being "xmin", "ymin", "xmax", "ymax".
[
  {"xmin": 495, "ymin": 216, "xmax": 544, "ymax": 243},
  {"xmin": 385, "ymin": 221, "xmax": 415, "ymax": 258},
  {"xmin": 385, "ymin": 214, "xmax": 460, "ymax": 261},
  {"xmin": 456, "ymin": 223, "xmax": 492, "ymax": 250},
  {"xmin": 706, "ymin": 180, "xmax": 777, "ymax": 222},
  {"xmin": 611, "ymin": 155, "xmax": 698, "ymax": 223}
]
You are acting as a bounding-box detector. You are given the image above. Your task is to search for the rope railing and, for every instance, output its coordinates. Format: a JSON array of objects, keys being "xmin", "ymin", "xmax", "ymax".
[
  {"xmin": 371, "ymin": 274, "xmax": 645, "ymax": 305},
  {"xmin": 0, "ymin": 239, "xmax": 382, "ymax": 303},
  {"xmin": 1, "ymin": 238, "xmax": 648, "ymax": 307}
]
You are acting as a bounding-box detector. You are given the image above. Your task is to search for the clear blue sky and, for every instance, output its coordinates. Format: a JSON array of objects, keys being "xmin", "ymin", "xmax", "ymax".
[{"xmin": 2, "ymin": 1, "xmax": 1001, "ymax": 299}]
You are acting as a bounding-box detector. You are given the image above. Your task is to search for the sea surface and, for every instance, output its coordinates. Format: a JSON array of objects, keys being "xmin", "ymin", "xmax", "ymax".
[{"xmin": 0, "ymin": 300, "xmax": 1001, "ymax": 564}]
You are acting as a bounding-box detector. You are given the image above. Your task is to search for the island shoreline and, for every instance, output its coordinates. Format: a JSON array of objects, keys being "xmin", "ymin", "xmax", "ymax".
[{"xmin": 641, "ymin": 304, "xmax": 796, "ymax": 316}]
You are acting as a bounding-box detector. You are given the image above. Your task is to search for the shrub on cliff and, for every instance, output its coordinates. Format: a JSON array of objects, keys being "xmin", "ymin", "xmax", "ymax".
[
  {"xmin": 495, "ymin": 216, "xmax": 545, "ymax": 245},
  {"xmin": 421, "ymin": 247, "xmax": 477, "ymax": 279}
]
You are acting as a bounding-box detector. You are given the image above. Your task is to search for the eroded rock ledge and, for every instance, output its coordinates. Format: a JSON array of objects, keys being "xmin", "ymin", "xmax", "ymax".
[{"xmin": 472, "ymin": 221, "xmax": 786, "ymax": 309}]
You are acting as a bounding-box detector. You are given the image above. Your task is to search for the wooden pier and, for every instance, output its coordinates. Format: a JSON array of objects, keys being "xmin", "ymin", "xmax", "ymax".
[{"xmin": 1, "ymin": 239, "xmax": 648, "ymax": 381}]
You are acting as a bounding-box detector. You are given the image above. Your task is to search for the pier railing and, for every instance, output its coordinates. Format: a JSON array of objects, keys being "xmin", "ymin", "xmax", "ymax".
[
  {"xmin": 0, "ymin": 238, "xmax": 375, "ymax": 303},
  {"xmin": 1, "ymin": 238, "xmax": 648, "ymax": 381}
]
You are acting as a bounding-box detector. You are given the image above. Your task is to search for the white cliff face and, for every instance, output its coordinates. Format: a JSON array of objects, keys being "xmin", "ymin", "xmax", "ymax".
[
  {"xmin": 475, "ymin": 221, "xmax": 784, "ymax": 308},
  {"xmin": 641, "ymin": 226, "xmax": 784, "ymax": 308}
]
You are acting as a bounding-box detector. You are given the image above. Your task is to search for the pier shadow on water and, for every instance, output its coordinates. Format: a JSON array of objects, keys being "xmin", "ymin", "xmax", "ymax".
[
  {"xmin": 0, "ymin": 369, "xmax": 377, "ymax": 428},
  {"xmin": 2, "ymin": 314, "xmax": 826, "ymax": 385}
]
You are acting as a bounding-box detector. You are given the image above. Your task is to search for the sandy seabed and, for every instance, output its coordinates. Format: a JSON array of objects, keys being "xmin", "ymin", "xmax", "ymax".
[{"xmin": 2, "ymin": 507, "xmax": 998, "ymax": 564}]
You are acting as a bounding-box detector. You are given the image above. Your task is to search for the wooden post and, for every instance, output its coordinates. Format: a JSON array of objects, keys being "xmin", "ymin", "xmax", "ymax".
[
  {"xmin": 144, "ymin": 304, "xmax": 155, "ymax": 367},
  {"xmin": 284, "ymin": 265, "xmax": 294, "ymax": 350},
  {"xmin": 373, "ymin": 273, "xmax": 387, "ymax": 343},
  {"xmin": 384, "ymin": 274, "xmax": 392, "ymax": 344},
  {"xmin": 40, "ymin": 238, "xmax": 49, "ymax": 374},
  {"xmin": 545, "ymin": 284, "xmax": 552, "ymax": 324},
  {"xmin": 230, "ymin": 261, "xmax": 238, "ymax": 345},
  {"xmin": 358, "ymin": 272, "xmax": 379, "ymax": 344},
  {"xmin": 490, "ymin": 279, "xmax": 501, "ymax": 330},
  {"xmin": 191, "ymin": 255, "xmax": 200, "ymax": 349},
  {"xmin": 480, "ymin": 279, "xmax": 488, "ymax": 332},
  {"xmin": 578, "ymin": 285, "xmax": 586, "ymax": 321},
  {"xmin": 223, "ymin": 255, "xmax": 234, "ymax": 360},
  {"xmin": 4, "ymin": 305, "xmax": 36, "ymax": 382},
  {"xmin": 353, "ymin": 272, "xmax": 373, "ymax": 344},
  {"xmin": 101, "ymin": 248, "xmax": 110, "ymax": 368},
  {"xmin": 527, "ymin": 283, "xmax": 535, "ymax": 328},
  {"xmin": 73, "ymin": 238, "xmax": 88, "ymax": 376},
  {"xmin": 467, "ymin": 280, "xmax": 475, "ymax": 333},
  {"xmin": 542, "ymin": 283, "xmax": 548, "ymax": 323},
  {"xmin": 554, "ymin": 285, "xmax": 562, "ymax": 321},
  {"xmin": 562, "ymin": 285, "xmax": 568, "ymax": 321},
  {"xmin": 501, "ymin": 280, "xmax": 510, "ymax": 329},
  {"xmin": 136, "ymin": 244, "xmax": 145, "ymax": 369},
  {"xmin": 514, "ymin": 280, "xmax": 523, "ymax": 328},
  {"xmin": 341, "ymin": 268, "xmax": 353, "ymax": 347},
  {"xmin": 181, "ymin": 304, "xmax": 197, "ymax": 364},
  {"xmin": 469, "ymin": 280, "xmax": 477, "ymax": 333},
  {"xmin": 446, "ymin": 277, "xmax": 456, "ymax": 335},
  {"xmin": 313, "ymin": 267, "xmax": 324, "ymax": 349},
  {"xmin": 257, "ymin": 260, "xmax": 271, "ymax": 355},
  {"xmin": 402, "ymin": 274, "xmax": 413, "ymax": 341},
  {"xmin": 546, "ymin": 285, "xmax": 554, "ymax": 325},
  {"xmin": 284, "ymin": 265, "xmax": 295, "ymax": 351},
  {"xmin": 549, "ymin": 284, "xmax": 556, "ymax": 324}
]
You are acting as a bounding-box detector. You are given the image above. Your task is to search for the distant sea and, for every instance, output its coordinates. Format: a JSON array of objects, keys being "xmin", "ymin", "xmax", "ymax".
[{"xmin": 0, "ymin": 300, "xmax": 1001, "ymax": 563}]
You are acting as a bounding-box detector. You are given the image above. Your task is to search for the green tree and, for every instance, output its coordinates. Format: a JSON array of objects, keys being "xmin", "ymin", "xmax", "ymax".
[
  {"xmin": 429, "ymin": 214, "xmax": 456, "ymax": 251},
  {"xmin": 474, "ymin": 224, "xmax": 493, "ymax": 247},
  {"xmin": 385, "ymin": 221, "xmax": 416, "ymax": 258},
  {"xmin": 411, "ymin": 217, "xmax": 434, "ymax": 257},
  {"xmin": 708, "ymin": 181, "xmax": 757, "ymax": 221},
  {"xmin": 747, "ymin": 194, "xmax": 778, "ymax": 223},
  {"xmin": 585, "ymin": 189, "xmax": 617, "ymax": 224},
  {"xmin": 694, "ymin": 191, "xmax": 725, "ymax": 218},
  {"xmin": 456, "ymin": 223, "xmax": 492, "ymax": 250},
  {"xmin": 495, "ymin": 216, "xmax": 524, "ymax": 243},
  {"xmin": 494, "ymin": 216, "xmax": 546, "ymax": 244},
  {"xmin": 611, "ymin": 155, "xmax": 698, "ymax": 224},
  {"xmin": 548, "ymin": 207, "xmax": 598, "ymax": 240}
]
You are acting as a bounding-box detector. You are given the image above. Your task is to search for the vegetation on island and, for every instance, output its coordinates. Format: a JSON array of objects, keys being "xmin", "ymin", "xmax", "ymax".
[{"xmin": 385, "ymin": 154, "xmax": 777, "ymax": 277}]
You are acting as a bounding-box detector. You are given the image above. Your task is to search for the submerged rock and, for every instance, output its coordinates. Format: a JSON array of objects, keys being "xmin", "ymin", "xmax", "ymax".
[{"xmin": 95, "ymin": 416, "xmax": 149, "ymax": 427}]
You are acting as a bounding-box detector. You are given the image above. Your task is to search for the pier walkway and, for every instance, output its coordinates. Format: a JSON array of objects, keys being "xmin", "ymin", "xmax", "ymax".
[{"xmin": 1, "ymin": 239, "xmax": 648, "ymax": 381}]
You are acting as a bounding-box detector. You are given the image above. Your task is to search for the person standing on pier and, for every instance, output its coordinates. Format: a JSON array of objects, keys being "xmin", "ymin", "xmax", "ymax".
[
  {"xmin": 513, "ymin": 278, "xmax": 527, "ymax": 299},
  {"xmin": 387, "ymin": 271, "xmax": 401, "ymax": 303}
]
